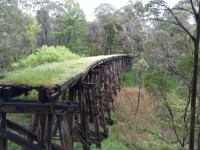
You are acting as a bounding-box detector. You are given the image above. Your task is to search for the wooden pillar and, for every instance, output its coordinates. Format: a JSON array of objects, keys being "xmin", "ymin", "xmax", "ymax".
[
  {"xmin": 116, "ymin": 60, "xmax": 121, "ymax": 91},
  {"xmin": 53, "ymin": 89, "xmax": 68, "ymax": 137},
  {"xmin": 37, "ymin": 115, "xmax": 46, "ymax": 147},
  {"xmin": 44, "ymin": 115, "xmax": 52, "ymax": 150},
  {"xmin": 78, "ymin": 86, "xmax": 89, "ymax": 150},
  {"xmin": 112, "ymin": 62, "xmax": 117, "ymax": 95},
  {"xmin": 98, "ymin": 67, "xmax": 108, "ymax": 137},
  {"xmin": 92, "ymin": 71, "xmax": 100, "ymax": 141},
  {"xmin": 0, "ymin": 112, "xmax": 7, "ymax": 150},
  {"xmin": 119, "ymin": 58, "xmax": 123, "ymax": 87},
  {"xmin": 103, "ymin": 65, "xmax": 111, "ymax": 121},
  {"xmin": 68, "ymin": 87, "xmax": 76, "ymax": 148},
  {"xmin": 108, "ymin": 63, "xmax": 114, "ymax": 109},
  {"xmin": 57, "ymin": 115, "xmax": 73, "ymax": 150},
  {"xmin": 0, "ymin": 87, "xmax": 8, "ymax": 150},
  {"xmin": 88, "ymin": 74, "xmax": 94, "ymax": 123},
  {"xmin": 37, "ymin": 89, "xmax": 52, "ymax": 149}
]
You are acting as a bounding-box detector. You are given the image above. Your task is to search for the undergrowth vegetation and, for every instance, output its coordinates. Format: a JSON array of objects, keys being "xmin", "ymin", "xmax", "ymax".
[
  {"xmin": 13, "ymin": 46, "xmax": 80, "ymax": 68},
  {"xmin": 111, "ymin": 88, "xmax": 176, "ymax": 150}
]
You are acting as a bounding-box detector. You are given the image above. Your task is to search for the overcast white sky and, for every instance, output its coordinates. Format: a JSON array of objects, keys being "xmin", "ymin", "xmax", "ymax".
[
  {"xmin": 76, "ymin": 0, "xmax": 129, "ymax": 21},
  {"xmin": 75, "ymin": 0, "xmax": 179, "ymax": 21}
]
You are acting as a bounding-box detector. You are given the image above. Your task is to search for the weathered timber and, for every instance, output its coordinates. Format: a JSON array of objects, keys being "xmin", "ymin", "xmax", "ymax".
[
  {"xmin": 57, "ymin": 115, "xmax": 73, "ymax": 150},
  {"xmin": 0, "ymin": 101, "xmax": 78, "ymax": 114},
  {"xmin": 0, "ymin": 113, "xmax": 7, "ymax": 150},
  {"xmin": 0, "ymin": 55, "xmax": 133, "ymax": 150},
  {"xmin": 0, "ymin": 127, "xmax": 44, "ymax": 150},
  {"xmin": 44, "ymin": 115, "xmax": 53, "ymax": 150},
  {"xmin": 29, "ymin": 114, "xmax": 39, "ymax": 142},
  {"xmin": 7, "ymin": 119, "xmax": 37, "ymax": 141},
  {"xmin": 0, "ymin": 87, "xmax": 29, "ymax": 101}
]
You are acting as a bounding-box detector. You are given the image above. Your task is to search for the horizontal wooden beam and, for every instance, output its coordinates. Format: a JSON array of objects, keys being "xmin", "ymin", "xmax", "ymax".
[
  {"xmin": 0, "ymin": 87, "xmax": 29, "ymax": 101},
  {"xmin": 0, "ymin": 101, "xmax": 78, "ymax": 114},
  {"xmin": 6, "ymin": 120, "xmax": 37, "ymax": 141},
  {"xmin": 0, "ymin": 127, "xmax": 44, "ymax": 150},
  {"xmin": 81, "ymin": 83, "xmax": 95, "ymax": 89},
  {"xmin": 89, "ymin": 70, "xmax": 99, "ymax": 75}
]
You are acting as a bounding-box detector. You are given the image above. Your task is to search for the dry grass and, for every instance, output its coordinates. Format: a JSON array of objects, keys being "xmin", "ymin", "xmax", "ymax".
[
  {"xmin": 113, "ymin": 88, "xmax": 157, "ymax": 142},
  {"xmin": 110, "ymin": 88, "xmax": 176, "ymax": 149}
]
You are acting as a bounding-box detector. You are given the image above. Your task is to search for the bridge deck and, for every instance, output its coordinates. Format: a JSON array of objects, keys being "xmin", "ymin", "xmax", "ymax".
[
  {"xmin": 0, "ymin": 55, "xmax": 128, "ymax": 89},
  {"xmin": 0, "ymin": 54, "xmax": 133, "ymax": 150}
]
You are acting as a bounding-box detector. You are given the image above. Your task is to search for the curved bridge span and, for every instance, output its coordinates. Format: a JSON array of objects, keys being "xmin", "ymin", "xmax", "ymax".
[{"xmin": 0, "ymin": 55, "xmax": 132, "ymax": 150}]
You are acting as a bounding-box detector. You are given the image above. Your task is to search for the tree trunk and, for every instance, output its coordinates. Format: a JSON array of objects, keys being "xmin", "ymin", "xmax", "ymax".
[
  {"xmin": 45, "ymin": 30, "xmax": 48, "ymax": 46},
  {"xmin": 135, "ymin": 86, "xmax": 141, "ymax": 116},
  {"xmin": 103, "ymin": 36, "xmax": 106, "ymax": 55},
  {"xmin": 189, "ymin": 22, "xmax": 200, "ymax": 150}
]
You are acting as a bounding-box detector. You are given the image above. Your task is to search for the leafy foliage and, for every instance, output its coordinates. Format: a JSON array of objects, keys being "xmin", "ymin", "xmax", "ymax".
[
  {"xmin": 177, "ymin": 55, "xmax": 200, "ymax": 81},
  {"xmin": 19, "ymin": 46, "xmax": 79, "ymax": 67},
  {"xmin": 55, "ymin": 0, "xmax": 88, "ymax": 55},
  {"xmin": 103, "ymin": 17, "xmax": 122, "ymax": 54},
  {"xmin": 132, "ymin": 58, "xmax": 149, "ymax": 86},
  {"xmin": 0, "ymin": 0, "xmax": 36, "ymax": 71},
  {"xmin": 144, "ymin": 71, "xmax": 171, "ymax": 95}
]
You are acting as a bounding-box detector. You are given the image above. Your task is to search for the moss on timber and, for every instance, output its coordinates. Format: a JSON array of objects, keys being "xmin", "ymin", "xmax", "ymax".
[{"xmin": 0, "ymin": 55, "xmax": 128, "ymax": 88}]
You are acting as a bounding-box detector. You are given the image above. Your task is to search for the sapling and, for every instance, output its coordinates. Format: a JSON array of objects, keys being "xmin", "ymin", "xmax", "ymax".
[{"xmin": 132, "ymin": 58, "xmax": 149, "ymax": 115}]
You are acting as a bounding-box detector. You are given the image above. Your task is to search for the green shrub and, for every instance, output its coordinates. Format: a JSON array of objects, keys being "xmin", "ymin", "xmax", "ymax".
[
  {"xmin": 144, "ymin": 71, "xmax": 171, "ymax": 94},
  {"xmin": 20, "ymin": 46, "xmax": 80, "ymax": 67},
  {"xmin": 177, "ymin": 55, "xmax": 200, "ymax": 81}
]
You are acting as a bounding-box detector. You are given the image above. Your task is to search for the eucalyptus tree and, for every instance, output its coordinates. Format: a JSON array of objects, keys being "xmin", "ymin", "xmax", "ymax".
[
  {"xmin": 94, "ymin": 3, "xmax": 116, "ymax": 24},
  {"xmin": 146, "ymin": 0, "xmax": 200, "ymax": 149},
  {"xmin": 132, "ymin": 59, "xmax": 149, "ymax": 115},
  {"xmin": 0, "ymin": 0, "xmax": 36, "ymax": 71},
  {"xmin": 89, "ymin": 3, "xmax": 116, "ymax": 54},
  {"xmin": 54, "ymin": 0, "xmax": 88, "ymax": 55},
  {"xmin": 103, "ymin": 17, "xmax": 122, "ymax": 54},
  {"xmin": 114, "ymin": 2, "xmax": 144, "ymax": 54},
  {"xmin": 36, "ymin": 1, "xmax": 64, "ymax": 46},
  {"xmin": 36, "ymin": 6, "xmax": 51, "ymax": 45},
  {"xmin": 87, "ymin": 20, "xmax": 102, "ymax": 55}
]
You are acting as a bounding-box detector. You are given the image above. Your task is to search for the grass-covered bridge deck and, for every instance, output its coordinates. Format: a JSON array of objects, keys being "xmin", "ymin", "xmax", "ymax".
[
  {"xmin": 0, "ymin": 55, "xmax": 129, "ymax": 89},
  {"xmin": 0, "ymin": 54, "xmax": 132, "ymax": 150}
]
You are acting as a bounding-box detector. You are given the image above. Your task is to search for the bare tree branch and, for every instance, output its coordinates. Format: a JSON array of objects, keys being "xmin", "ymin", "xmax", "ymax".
[
  {"xmin": 152, "ymin": 1, "xmax": 196, "ymax": 41},
  {"xmin": 150, "ymin": 17, "xmax": 178, "ymax": 25},
  {"xmin": 174, "ymin": 6, "xmax": 195, "ymax": 15},
  {"xmin": 166, "ymin": 7, "xmax": 195, "ymax": 41},
  {"xmin": 190, "ymin": 0, "xmax": 198, "ymax": 17}
]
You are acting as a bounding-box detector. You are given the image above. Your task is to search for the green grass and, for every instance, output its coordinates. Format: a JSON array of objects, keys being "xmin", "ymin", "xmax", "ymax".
[
  {"xmin": 123, "ymin": 71, "xmax": 136, "ymax": 87},
  {"xmin": 74, "ymin": 138, "xmax": 131, "ymax": 150},
  {"xmin": 0, "ymin": 55, "xmax": 128, "ymax": 87},
  {"xmin": 166, "ymin": 76, "xmax": 179, "ymax": 93},
  {"xmin": 8, "ymin": 141, "xmax": 22, "ymax": 150},
  {"xmin": 74, "ymin": 123, "xmax": 131, "ymax": 150}
]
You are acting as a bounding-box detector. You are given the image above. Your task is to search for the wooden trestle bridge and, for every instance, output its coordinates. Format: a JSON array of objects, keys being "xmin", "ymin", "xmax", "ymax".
[{"xmin": 0, "ymin": 55, "xmax": 132, "ymax": 150}]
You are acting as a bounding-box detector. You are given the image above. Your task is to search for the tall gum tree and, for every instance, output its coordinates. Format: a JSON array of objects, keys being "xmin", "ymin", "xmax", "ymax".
[
  {"xmin": 55, "ymin": 0, "xmax": 88, "ymax": 55},
  {"xmin": 146, "ymin": 0, "xmax": 200, "ymax": 149},
  {"xmin": 0, "ymin": 0, "xmax": 36, "ymax": 70}
]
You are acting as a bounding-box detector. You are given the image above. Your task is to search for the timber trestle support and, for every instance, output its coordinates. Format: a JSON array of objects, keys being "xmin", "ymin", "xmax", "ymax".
[{"xmin": 0, "ymin": 56, "xmax": 132, "ymax": 150}]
